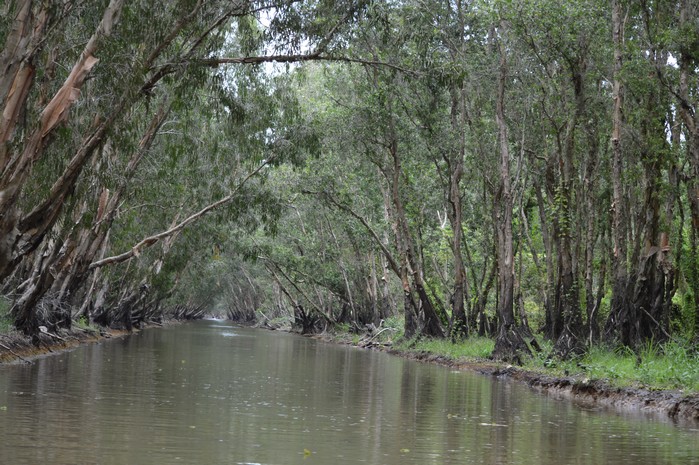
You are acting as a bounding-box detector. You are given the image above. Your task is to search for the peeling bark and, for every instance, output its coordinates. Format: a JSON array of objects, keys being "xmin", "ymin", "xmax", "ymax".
[{"xmin": 0, "ymin": 0, "xmax": 125, "ymax": 281}]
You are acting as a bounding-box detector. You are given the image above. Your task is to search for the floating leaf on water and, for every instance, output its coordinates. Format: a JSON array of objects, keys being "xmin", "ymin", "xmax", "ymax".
[
  {"xmin": 0, "ymin": 406, "xmax": 6, "ymax": 411},
  {"xmin": 303, "ymin": 448, "xmax": 312, "ymax": 457},
  {"xmin": 400, "ymin": 448, "xmax": 410, "ymax": 453}
]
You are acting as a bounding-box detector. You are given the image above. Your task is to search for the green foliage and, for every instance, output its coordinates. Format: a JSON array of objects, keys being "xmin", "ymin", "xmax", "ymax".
[
  {"xmin": 3, "ymin": 0, "xmax": 698, "ymax": 358},
  {"xmin": 73, "ymin": 315, "xmax": 99, "ymax": 333},
  {"xmin": 334, "ymin": 322, "xmax": 351, "ymax": 333},
  {"xmin": 0, "ymin": 297, "xmax": 11, "ymax": 333},
  {"xmin": 671, "ymin": 292, "xmax": 695, "ymax": 338}
]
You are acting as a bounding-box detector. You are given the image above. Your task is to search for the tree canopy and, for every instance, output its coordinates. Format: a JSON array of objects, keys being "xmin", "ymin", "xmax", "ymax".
[{"xmin": 1, "ymin": 0, "xmax": 698, "ymax": 361}]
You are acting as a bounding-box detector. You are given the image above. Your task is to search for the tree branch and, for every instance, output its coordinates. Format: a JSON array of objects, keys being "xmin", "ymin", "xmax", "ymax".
[
  {"xmin": 197, "ymin": 53, "xmax": 419, "ymax": 75},
  {"xmin": 88, "ymin": 157, "xmax": 272, "ymax": 270}
]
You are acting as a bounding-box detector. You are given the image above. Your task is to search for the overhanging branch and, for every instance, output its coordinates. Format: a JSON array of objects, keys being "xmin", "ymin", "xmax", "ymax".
[
  {"xmin": 197, "ymin": 53, "xmax": 419, "ymax": 76},
  {"xmin": 88, "ymin": 157, "xmax": 272, "ymax": 270}
]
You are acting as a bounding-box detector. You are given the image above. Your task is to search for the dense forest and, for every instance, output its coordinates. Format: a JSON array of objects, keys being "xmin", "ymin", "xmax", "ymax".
[{"xmin": 1, "ymin": 0, "xmax": 698, "ymax": 362}]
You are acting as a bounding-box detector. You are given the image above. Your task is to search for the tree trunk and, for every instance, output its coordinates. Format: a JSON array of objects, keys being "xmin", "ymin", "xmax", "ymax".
[
  {"xmin": 676, "ymin": 0, "xmax": 699, "ymax": 340},
  {"xmin": 390, "ymin": 143, "xmax": 443, "ymax": 338},
  {"xmin": 446, "ymin": 85, "xmax": 469, "ymax": 340},
  {"xmin": 0, "ymin": 0, "xmax": 125, "ymax": 281},
  {"xmin": 382, "ymin": 99, "xmax": 443, "ymax": 339},
  {"xmin": 491, "ymin": 26, "xmax": 530, "ymax": 362},
  {"xmin": 582, "ymin": 126, "xmax": 602, "ymax": 344},
  {"xmin": 605, "ymin": 0, "xmax": 632, "ymax": 346},
  {"xmin": 534, "ymin": 180, "xmax": 556, "ymax": 338},
  {"xmin": 628, "ymin": 69, "xmax": 676, "ymax": 344},
  {"xmin": 551, "ymin": 48, "xmax": 589, "ymax": 357}
]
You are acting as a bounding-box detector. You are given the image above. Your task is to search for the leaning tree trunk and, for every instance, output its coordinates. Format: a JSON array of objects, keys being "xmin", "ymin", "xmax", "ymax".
[
  {"xmin": 0, "ymin": 0, "xmax": 125, "ymax": 281},
  {"xmin": 383, "ymin": 105, "xmax": 443, "ymax": 339},
  {"xmin": 8, "ymin": 100, "xmax": 170, "ymax": 332}
]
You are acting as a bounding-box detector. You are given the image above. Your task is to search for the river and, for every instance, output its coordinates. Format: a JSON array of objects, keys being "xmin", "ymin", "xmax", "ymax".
[{"xmin": 0, "ymin": 320, "xmax": 697, "ymax": 464}]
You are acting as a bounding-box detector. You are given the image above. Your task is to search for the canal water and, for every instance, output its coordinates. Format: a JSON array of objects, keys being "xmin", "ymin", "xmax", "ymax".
[{"xmin": 0, "ymin": 320, "xmax": 697, "ymax": 464}]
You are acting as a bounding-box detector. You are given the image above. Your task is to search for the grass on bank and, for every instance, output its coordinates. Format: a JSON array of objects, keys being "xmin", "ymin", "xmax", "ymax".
[
  {"xmin": 532, "ymin": 341, "xmax": 699, "ymax": 393},
  {"xmin": 396, "ymin": 336, "xmax": 495, "ymax": 360},
  {"xmin": 335, "ymin": 318, "xmax": 698, "ymax": 394}
]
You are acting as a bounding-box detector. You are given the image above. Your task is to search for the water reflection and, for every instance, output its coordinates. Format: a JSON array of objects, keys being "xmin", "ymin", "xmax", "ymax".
[{"xmin": 0, "ymin": 321, "xmax": 697, "ymax": 465}]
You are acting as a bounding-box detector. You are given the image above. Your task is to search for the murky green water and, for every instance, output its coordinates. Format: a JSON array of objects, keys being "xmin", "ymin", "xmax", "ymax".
[{"xmin": 1, "ymin": 321, "xmax": 697, "ymax": 464}]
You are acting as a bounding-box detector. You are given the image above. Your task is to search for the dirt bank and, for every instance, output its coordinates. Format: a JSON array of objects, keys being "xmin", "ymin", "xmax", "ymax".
[
  {"xmin": 312, "ymin": 332, "xmax": 699, "ymax": 427},
  {"xmin": 0, "ymin": 326, "xmax": 137, "ymax": 365},
  {"xmin": 399, "ymin": 349, "xmax": 699, "ymax": 427}
]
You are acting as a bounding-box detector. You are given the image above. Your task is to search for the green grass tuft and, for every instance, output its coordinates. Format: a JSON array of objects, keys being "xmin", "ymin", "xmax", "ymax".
[
  {"xmin": 0, "ymin": 297, "xmax": 12, "ymax": 333},
  {"xmin": 526, "ymin": 340, "xmax": 699, "ymax": 393},
  {"xmin": 399, "ymin": 336, "xmax": 495, "ymax": 360}
]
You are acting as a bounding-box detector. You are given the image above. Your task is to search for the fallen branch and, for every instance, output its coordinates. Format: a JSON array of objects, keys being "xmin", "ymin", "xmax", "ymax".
[
  {"xmin": 362, "ymin": 326, "xmax": 396, "ymax": 344},
  {"xmin": 39, "ymin": 326, "xmax": 66, "ymax": 341}
]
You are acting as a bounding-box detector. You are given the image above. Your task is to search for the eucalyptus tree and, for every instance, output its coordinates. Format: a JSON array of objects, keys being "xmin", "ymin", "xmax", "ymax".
[
  {"xmin": 485, "ymin": 16, "xmax": 531, "ymax": 361},
  {"xmin": 638, "ymin": 0, "xmax": 699, "ymax": 339},
  {"xmin": 273, "ymin": 62, "xmax": 408, "ymax": 331},
  {"xmin": 393, "ymin": 0, "xmax": 481, "ymax": 340},
  {"xmin": 603, "ymin": 0, "xmax": 687, "ymax": 347},
  {"xmin": 289, "ymin": 45, "xmax": 450, "ymax": 339},
  {"xmin": 500, "ymin": 0, "xmax": 611, "ymax": 354},
  {"xmin": 246, "ymin": 170, "xmax": 382, "ymax": 333},
  {"xmin": 332, "ymin": 65, "xmax": 446, "ymax": 339},
  {"xmin": 83, "ymin": 55, "xmax": 330, "ymax": 329},
  {"xmin": 0, "ymin": 0, "xmax": 369, "ymax": 335}
]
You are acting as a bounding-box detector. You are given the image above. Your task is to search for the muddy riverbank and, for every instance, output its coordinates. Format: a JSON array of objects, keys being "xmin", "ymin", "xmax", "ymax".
[
  {"xmin": 0, "ymin": 325, "xmax": 143, "ymax": 364},
  {"xmin": 311, "ymin": 332, "xmax": 699, "ymax": 427},
  {"xmin": 399, "ymin": 349, "xmax": 699, "ymax": 426}
]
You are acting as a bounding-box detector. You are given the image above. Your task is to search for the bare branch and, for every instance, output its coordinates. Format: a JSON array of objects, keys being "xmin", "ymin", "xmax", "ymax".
[
  {"xmin": 88, "ymin": 158, "xmax": 272, "ymax": 270},
  {"xmin": 198, "ymin": 53, "xmax": 419, "ymax": 76}
]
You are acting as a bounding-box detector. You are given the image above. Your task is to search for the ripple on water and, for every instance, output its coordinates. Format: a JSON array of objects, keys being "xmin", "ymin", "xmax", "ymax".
[{"xmin": 0, "ymin": 321, "xmax": 697, "ymax": 465}]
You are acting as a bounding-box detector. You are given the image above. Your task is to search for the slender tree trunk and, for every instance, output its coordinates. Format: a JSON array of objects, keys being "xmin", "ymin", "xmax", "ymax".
[
  {"xmin": 583, "ymin": 139, "xmax": 601, "ymax": 344},
  {"xmin": 390, "ymin": 153, "xmax": 443, "ymax": 338},
  {"xmin": 605, "ymin": 0, "xmax": 632, "ymax": 346},
  {"xmin": 382, "ymin": 97, "xmax": 443, "ymax": 339},
  {"xmin": 446, "ymin": 86, "xmax": 468, "ymax": 340},
  {"xmin": 534, "ymin": 180, "xmax": 556, "ymax": 338},
  {"xmin": 491, "ymin": 26, "xmax": 530, "ymax": 362},
  {"xmin": 676, "ymin": 0, "xmax": 699, "ymax": 340}
]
